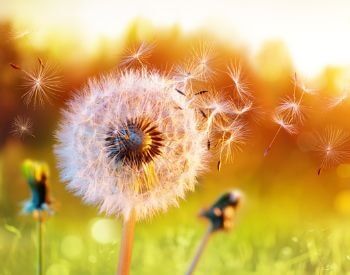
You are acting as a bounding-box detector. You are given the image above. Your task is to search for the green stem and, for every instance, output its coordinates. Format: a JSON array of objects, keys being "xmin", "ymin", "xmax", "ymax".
[
  {"xmin": 37, "ymin": 211, "xmax": 43, "ymax": 275},
  {"xmin": 186, "ymin": 224, "xmax": 213, "ymax": 275}
]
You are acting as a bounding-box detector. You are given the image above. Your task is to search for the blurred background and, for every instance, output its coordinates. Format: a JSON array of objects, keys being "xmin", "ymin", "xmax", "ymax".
[{"xmin": 1, "ymin": 0, "xmax": 350, "ymax": 274}]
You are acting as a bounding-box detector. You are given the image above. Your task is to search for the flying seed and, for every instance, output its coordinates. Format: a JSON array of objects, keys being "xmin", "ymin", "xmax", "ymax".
[
  {"xmin": 195, "ymin": 90, "xmax": 208, "ymax": 96},
  {"xmin": 217, "ymin": 160, "xmax": 221, "ymax": 171},
  {"xmin": 175, "ymin": 88, "xmax": 186, "ymax": 96}
]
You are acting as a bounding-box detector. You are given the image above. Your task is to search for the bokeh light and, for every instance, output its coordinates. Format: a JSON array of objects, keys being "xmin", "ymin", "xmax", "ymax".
[
  {"xmin": 61, "ymin": 235, "xmax": 84, "ymax": 259},
  {"xmin": 90, "ymin": 218, "xmax": 119, "ymax": 244}
]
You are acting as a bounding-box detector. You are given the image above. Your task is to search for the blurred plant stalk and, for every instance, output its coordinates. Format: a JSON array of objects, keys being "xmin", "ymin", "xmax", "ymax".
[
  {"xmin": 21, "ymin": 159, "xmax": 53, "ymax": 275},
  {"xmin": 36, "ymin": 210, "xmax": 43, "ymax": 275},
  {"xmin": 186, "ymin": 191, "xmax": 241, "ymax": 275}
]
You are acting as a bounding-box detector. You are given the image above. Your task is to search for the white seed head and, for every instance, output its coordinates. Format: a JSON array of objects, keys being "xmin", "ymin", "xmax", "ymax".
[{"xmin": 55, "ymin": 70, "xmax": 209, "ymax": 220}]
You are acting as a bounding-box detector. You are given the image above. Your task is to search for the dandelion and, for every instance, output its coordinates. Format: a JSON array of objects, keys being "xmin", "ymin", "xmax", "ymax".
[
  {"xmin": 55, "ymin": 70, "xmax": 209, "ymax": 274},
  {"xmin": 10, "ymin": 59, "xmax": 61, "ymax": 107},
  {"xmin": 11, "ymin": 115, "xmax": 35, "ymax": 138},
  {"xmin": 22, "ymin": 159, "xmax": 53, "ymax": 275},
  {"xmin": 311, "ymin": 127, "xmax": 350, "ymax": 175},
  {"xmin": 186, "ymin": 191, "xmax": 242, "ymax": 275},
  {"xmin": 119, "ymin": 42, "xmax": 155, "ymax": 69},
  {"xmin": 226, "ymin": 61, "xmax": 251, "ymax": 99}
]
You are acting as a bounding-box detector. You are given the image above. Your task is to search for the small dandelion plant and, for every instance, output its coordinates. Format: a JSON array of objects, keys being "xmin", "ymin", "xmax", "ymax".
[
  {"xmin": 22, "ymin": 159, "xmax": 53, "ymax": 275},
  {"xmin": 186, "ymin": 191, "xmax": 242, "ymax": 275},
  {"xmin": 55, "ymin": 70, "xmax": 210, "ymax": 274}
]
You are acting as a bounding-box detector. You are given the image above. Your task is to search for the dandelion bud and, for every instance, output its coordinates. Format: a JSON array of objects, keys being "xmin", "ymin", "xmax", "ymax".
[
  {"xmin": 22, "ymin": 159, "xmax": 52, "ymax": 215},
  {"xmin": 200, "ymin": 190, "xmax": 241, "ymax": 231}
]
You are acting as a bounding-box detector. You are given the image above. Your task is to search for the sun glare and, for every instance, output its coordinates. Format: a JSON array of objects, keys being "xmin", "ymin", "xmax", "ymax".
[{"xmin": 3, "ymin": 0, "xmax": 350, "ymax": 76}]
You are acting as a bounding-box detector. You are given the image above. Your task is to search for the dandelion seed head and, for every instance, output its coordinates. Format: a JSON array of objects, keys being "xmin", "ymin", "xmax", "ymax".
[{"xmin": 55, "ymin": 70, "xmax": 209, "ymax": 220}]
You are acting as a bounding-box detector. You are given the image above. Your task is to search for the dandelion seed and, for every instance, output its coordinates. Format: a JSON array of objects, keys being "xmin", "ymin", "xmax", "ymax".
[
  {"xmin": 173, "ymin": 60, "xmax": 204, "ymax": 90},
  {"xmin": 293, "ymin": 74, "xmax": 317, "ymax": 95},
  {"xmin": 194, "ymin": 91, "xmax": 233, "ymax": 134},
  {"xmin": 226, "ymin": 61, "xmax": 251, "ymax": 99},
  {"xmin": 195, "ymin": 90, "xmax": 208, "ymax": 96},
  {"xmin": 231, "ymin": 100, "xmax": 253, "ymax": 116},
  {"xmin": 175, "ymin": 88, "xmax": 186, "ymax": 97},
  {"xmin": 264, "ymin": 74, "xmax": 311, "ymax": 156},
  {"xmin": 217, "ymin": 160, "xmax": 221, "ymax": 171},
  {"xmin": 11, "ymin": 60, "xmax": 61, "ymax": 107},
  {"xmin": 11, "ymin": 116, "xmax": 34, "ymax": 138},
  {"xmin": 119, "ymin": 42, "xmax": 155, "ymax": 68},
  {"xmin": 264, "ymin": 112, "xmax": 297, "ymax": 157},
  {"xmin": 192, "ymin": 42, "xmax": 216, "ymax": 80},
  {"xmin": 272, "ymin": 112, "xmax": 297, "ymax": 134},
  {"xmin": 7, "ymin": 26, "xmax": 32, "ymax": 41},
  {"xmin": 311, "ymin": 127, "xmax": 350, "ymax": 175},
  {"xmin": 327, "ymin": 87, "xmax": 349, "ymax": 109},
  {"xmin": 214, "ymin": 120, "xmax": 248, "ymax": 164},
  {"xmin": 276, "ymin": 96, "xmax": 306, "ymax": 123},
  {"xmin": 199, "ymin": 109, "xmax": 207, "ymax": 119}
]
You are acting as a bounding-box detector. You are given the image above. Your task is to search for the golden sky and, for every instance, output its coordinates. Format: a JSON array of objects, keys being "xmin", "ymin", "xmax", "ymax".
[{"xmin": 1, "ymin": 0, "xmax": 350, "ymax": 76}]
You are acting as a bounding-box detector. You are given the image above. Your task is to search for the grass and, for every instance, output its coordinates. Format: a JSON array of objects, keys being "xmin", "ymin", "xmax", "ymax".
[
  {"xmin": 1, "ymin": 150, "xmax": 350, "ymax": 274},
  {"xmin": 1, "ymin": 202, "xmax": 350, "ymax": 275}
]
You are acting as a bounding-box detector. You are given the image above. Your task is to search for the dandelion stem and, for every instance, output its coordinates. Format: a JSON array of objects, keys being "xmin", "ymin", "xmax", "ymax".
[
  {"xmin": 117, "ymin": 209, "xmax": 136, "ymax": 275},
  {"xmin": 186, "ymin": 224, "xmax": 213, "ymax": 275},
  {"xmin": 264, "ymin": 126, "xmax": 282, "ymax": 156},
  {"xmin": 37, "ymin": 211, "xmax": 43, "ymax": 275}
]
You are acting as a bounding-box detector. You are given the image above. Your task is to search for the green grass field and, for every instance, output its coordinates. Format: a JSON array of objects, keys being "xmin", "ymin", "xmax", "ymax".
[{"xmin": 2, "ymin": 192, "xmax": 350, "ymax": 275}]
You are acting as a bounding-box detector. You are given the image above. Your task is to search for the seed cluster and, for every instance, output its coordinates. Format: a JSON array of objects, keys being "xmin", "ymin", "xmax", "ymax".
[{"xmin": 105, "ymin": 117, "xmax": 163, "ymax": 168}]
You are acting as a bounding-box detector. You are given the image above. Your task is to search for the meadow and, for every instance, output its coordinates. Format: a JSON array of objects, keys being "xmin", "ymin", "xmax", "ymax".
[{"xmin": 1, "ymin": 20, "xmax": 350, "ymax": 275}]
